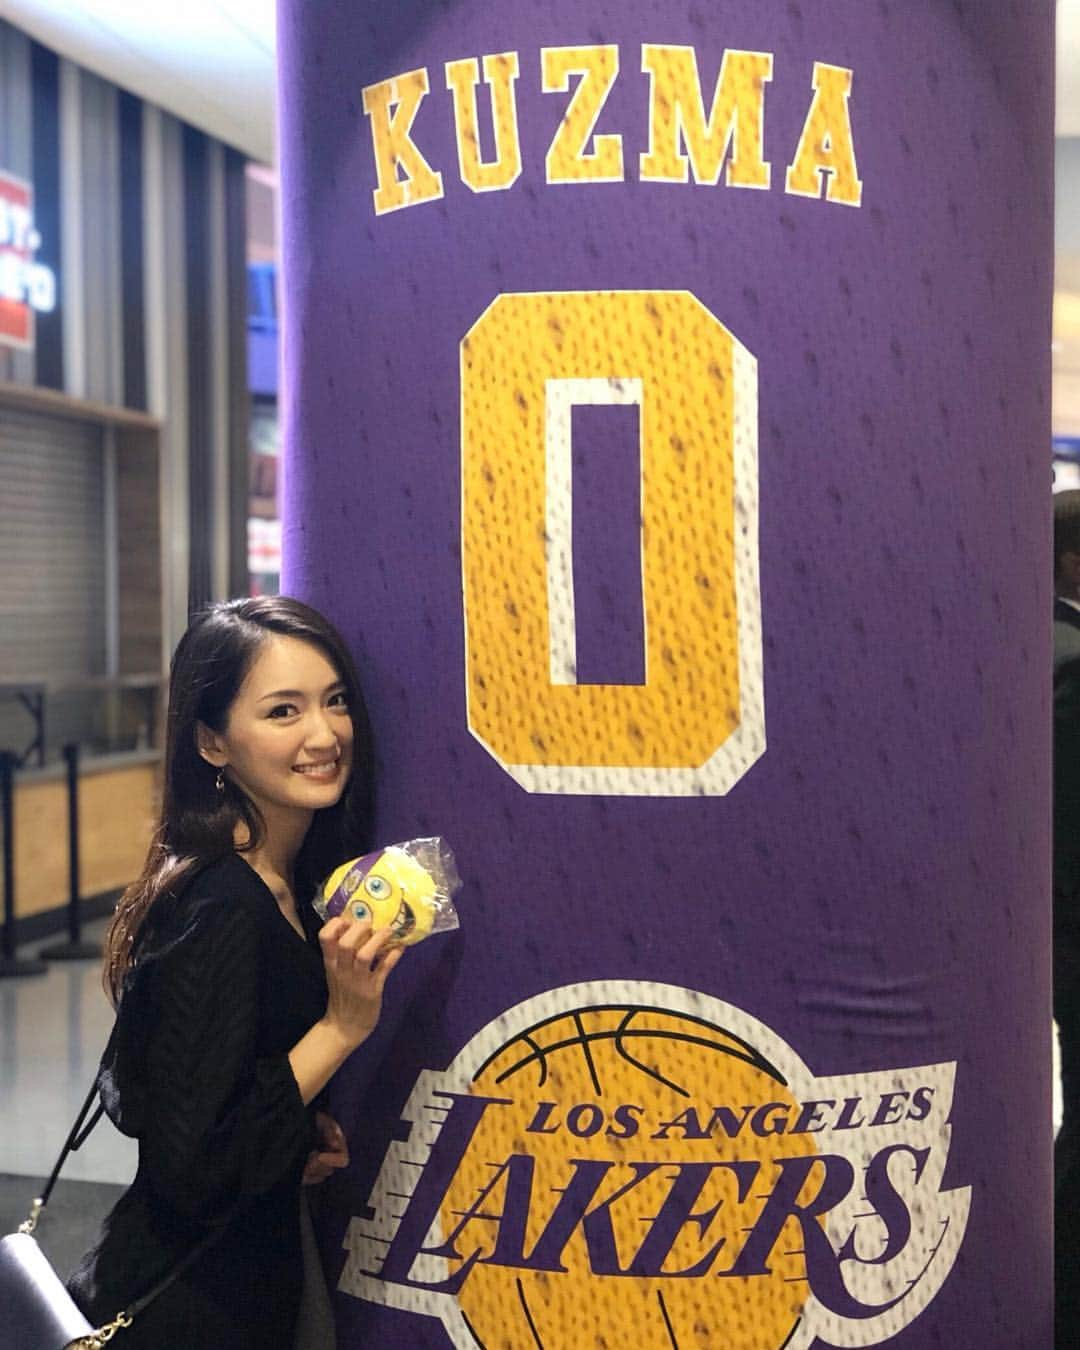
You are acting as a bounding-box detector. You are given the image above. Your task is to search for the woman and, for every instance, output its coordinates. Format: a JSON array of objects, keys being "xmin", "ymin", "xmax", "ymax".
[{"xmin": 69, "ymin": 596, "xmax": 403, "ymax": 1348}]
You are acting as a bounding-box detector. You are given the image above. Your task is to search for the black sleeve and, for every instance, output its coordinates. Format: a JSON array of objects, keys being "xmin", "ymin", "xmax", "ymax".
[{"xmin": 140, "ymin": 894, "xmax": 315, "ymax": 1221}]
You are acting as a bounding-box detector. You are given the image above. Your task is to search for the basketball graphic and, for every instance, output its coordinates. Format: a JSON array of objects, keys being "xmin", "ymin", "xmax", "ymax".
[
  {"xmin": 341, "ymin": 983, "xmax": 970, "ymax": 1350},
  {"xmin": 442, "ymin": 1002, "xmax": 816, "ymax": 1349}
]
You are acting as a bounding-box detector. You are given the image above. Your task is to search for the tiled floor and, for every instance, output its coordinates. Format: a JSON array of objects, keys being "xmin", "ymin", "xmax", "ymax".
[{"xmin": 1, "ymin": 918, "xmax": 137, "ymax": 1184}]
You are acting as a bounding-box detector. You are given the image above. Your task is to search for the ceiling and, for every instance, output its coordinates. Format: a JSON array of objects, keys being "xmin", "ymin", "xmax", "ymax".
[
  {"xmin": 0, "ymin": 0, "xmax": 1075, "ymax": 169},
  {"xmin": 0, "ymin": 0, "xmax": 277, "ymax": 164}
]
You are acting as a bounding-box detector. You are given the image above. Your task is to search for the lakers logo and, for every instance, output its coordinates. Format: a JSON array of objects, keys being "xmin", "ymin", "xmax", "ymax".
[{"xmin": 341, "ymin": 983, "xmax": 970, "ymax": 1348}]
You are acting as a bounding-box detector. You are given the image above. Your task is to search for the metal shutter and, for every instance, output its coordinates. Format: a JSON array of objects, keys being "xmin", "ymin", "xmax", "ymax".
[{"xmin": 0, "ymin": 406, "xmax": 105, "ymax": 680}]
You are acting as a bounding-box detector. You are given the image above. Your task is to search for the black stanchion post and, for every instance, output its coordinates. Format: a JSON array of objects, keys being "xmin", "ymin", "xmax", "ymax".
[
  {"xmin": 0, "ymin": 748, "xmax": 46, "ymax": 977},
  {"xmin": 40, "ymin": 742, "xmax": 102, "ymax": 962}
]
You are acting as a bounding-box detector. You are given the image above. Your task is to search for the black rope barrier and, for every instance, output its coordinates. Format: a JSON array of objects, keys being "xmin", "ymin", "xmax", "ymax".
[{"xmin": 40, "ymin": 743, "xmax": 103, "ymax": 962}]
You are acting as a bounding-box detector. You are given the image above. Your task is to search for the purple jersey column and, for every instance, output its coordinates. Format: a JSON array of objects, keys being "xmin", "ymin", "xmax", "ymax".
[{"xmin": 277, "ymin": 4, "xmax": 1053, "ymax": 1347}]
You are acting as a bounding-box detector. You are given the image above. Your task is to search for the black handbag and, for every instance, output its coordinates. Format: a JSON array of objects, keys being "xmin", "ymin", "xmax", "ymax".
[{"xmin": 0, "ymin": 1065, "xmax": 227, "ymax": 1348}]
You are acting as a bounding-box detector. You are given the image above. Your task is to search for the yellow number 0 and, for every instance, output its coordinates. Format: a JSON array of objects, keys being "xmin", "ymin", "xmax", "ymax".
[{"xmin": 461, "ymin": 290, "xmax": 763, "ymax": 796}]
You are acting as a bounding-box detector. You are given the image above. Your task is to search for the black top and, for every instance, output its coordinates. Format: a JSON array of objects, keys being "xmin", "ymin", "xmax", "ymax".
[{"xmin": 69, "ymin": 853, "xmax": 328, "ymax": 1348}]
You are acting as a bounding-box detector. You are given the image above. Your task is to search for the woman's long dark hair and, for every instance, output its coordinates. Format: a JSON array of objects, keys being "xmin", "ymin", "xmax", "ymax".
[{"xmin": 103, "ymin": 596, "xmax": 375, "ymax": 1005}]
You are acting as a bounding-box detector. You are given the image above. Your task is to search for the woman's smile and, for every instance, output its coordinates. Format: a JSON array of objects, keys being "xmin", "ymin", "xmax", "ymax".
[{"xmin": 292, "ymin": 756, "xmax": 342, "ymax": 778}]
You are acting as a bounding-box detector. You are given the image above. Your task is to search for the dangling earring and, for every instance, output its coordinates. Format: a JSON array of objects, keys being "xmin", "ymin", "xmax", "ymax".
[{"xmin": 215, "ymin": 768, "xmax": 226, "ymax": 794}]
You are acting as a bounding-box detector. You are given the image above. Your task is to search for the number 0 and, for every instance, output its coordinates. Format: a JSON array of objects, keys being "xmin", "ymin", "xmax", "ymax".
[{"xmin": 461, "ymin": 290, "xmax": 763, "ymax": 796}]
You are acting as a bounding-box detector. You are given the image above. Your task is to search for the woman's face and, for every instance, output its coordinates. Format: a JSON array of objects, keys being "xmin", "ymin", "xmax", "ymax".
[{"xmin": 200, "ymin": 634, "xmax": 354, "ymax": 823}]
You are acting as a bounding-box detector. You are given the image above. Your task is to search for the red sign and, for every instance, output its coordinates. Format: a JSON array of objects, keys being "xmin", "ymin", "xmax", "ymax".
[{"xmin": 0, "ymin": 171, "xmax": 55, "ymax": 351}]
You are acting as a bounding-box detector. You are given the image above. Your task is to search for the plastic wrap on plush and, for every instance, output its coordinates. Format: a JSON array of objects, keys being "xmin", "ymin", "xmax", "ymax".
[{"xmin": 314, "ymin": 837, "xmax": 461, "ymax": 946}]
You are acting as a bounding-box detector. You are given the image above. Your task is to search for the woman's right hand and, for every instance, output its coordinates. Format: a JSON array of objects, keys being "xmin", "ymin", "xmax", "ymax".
[{"xmin": 318, "ymin": 916, "xmax": 403, "ymax": 1049}]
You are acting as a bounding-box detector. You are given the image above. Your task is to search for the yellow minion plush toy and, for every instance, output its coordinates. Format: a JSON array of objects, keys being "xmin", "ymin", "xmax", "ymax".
[{"xmin": 317, "ymin": 840, "xmax": 459, "ymax": 946}]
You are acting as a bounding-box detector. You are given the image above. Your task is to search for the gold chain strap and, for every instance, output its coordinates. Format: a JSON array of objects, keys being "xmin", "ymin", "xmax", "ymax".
[
  {"xmin": 17, "ymin": 1196, "xmax": 43, "ymax": 1236},
  {"xmin": 71, "ymin": 1310, "xmax": 134, "ymax": 1347}
]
